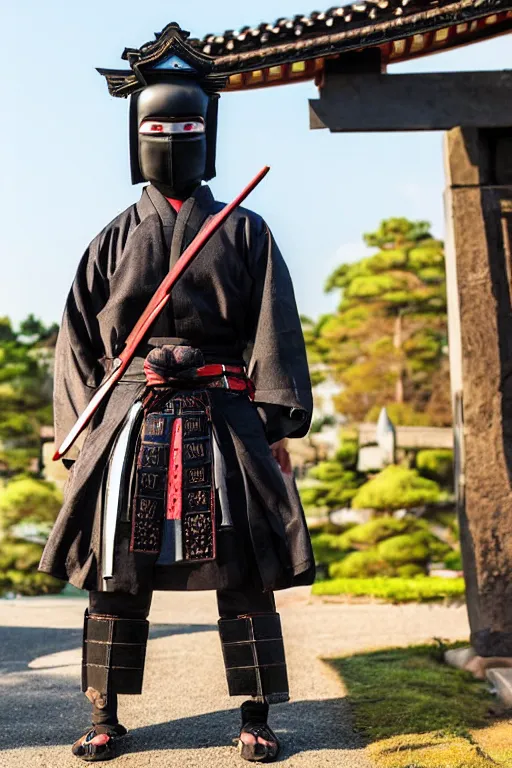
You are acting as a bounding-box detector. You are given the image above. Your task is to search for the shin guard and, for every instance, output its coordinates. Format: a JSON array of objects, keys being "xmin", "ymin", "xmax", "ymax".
[
  {"xmin": 218, "ymin": 613, "xmax": 289, "ymax": 703},
  {"xmin": 82, "ymin": 610, "xmax": 149, "ymax": 701}
]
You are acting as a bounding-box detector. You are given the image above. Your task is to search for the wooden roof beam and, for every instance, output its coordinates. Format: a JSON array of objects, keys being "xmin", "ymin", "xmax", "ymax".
[{"xmin": 309, "ymin": 70, "xmax": 512, "ymax": 132}]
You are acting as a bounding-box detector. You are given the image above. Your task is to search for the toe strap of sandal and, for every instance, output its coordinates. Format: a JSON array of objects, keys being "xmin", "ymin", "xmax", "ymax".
[
  {"xmin": 72, "ymin": 725, "xmax": 126, "ymax": 761},
  {"xmin": 238, "ymin": 700, "xmax": 280, "ymax": 761},
  {"xmin": 241, "ymin": 722, "xmax": 278, "ymax": 744},
  {"xmin": 239, "ymin": 721, "xmax": 280, "ymax": 762}
]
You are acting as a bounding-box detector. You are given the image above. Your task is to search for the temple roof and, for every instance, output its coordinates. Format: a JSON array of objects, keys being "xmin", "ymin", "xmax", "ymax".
[
  {"xmin": 99, "ymin": 1, "xmax": 512, "ymax": 96},
  {"xmin": 191, "ymin": 0, "xmax": 512, "ymax": 89},
  {"xmin": 195, "ymin": 0, "xmax": 511, "ymax": 61}
]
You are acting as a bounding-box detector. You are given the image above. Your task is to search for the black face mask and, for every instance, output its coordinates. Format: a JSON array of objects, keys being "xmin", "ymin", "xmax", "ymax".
[{"xmin": 133, "ymin": 81, "xmax": 211, "ymax": 198}]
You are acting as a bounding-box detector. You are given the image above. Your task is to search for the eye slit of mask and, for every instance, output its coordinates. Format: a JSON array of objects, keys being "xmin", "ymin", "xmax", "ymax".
[{"xmin": 139, "ymin": 119, "xmax": 205, "ymax": 135}]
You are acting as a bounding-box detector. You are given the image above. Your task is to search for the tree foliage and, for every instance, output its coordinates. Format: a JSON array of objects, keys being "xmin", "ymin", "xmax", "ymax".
[
  {"xmin": 0, "ymin": 476, "xmax": 64, "ymax": 596},
  {"xmin": 0, "ymin": 316, "xmax": 55, "ymax": 474},
  {"xmin": 0, "ymin": 476, "xmax": 62, "ymax": 527},
  {"xmin": 18, "ymin": 313, "xmax": 59, "ymax": 343},
  {"xmin": 0, "ymin": 317, "xmax": 61, "ymax": 596},
  {"xmin": 306, "ymin": 218, "xmax": 451, "ymax": 425}
]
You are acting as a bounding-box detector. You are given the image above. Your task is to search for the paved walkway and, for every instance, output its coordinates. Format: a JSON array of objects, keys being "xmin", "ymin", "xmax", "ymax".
[{"xmin": 0, "ymin": 588, "xmax": 470, "ymax": 768}]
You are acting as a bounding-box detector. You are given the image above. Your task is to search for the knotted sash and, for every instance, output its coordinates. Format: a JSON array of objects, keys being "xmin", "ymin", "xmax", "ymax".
[{"xmin": 130, "ymin": 347, "xmax": 216, "ymax": 564}]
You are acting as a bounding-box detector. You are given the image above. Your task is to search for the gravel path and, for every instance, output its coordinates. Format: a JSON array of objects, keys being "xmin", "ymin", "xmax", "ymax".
[{"xmin": 0, "ymin": 588, "xmax": 470, "ymax": 768}]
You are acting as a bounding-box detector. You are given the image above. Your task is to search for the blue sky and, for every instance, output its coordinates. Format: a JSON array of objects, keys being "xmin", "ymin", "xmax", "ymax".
[{"xmin": 2, "ymin": 1, "xmax": 511, "ymax": 327}]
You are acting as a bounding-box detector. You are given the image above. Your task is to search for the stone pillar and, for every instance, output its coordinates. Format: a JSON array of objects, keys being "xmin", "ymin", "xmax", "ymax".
[{"xmin": 444, "ymin": 127, "xmax": 512, "ymax": 656}]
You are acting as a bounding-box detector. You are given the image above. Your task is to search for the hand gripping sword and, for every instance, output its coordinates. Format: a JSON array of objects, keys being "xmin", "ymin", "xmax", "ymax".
[{"xmin": 53, "ymin": 165, "xmax": 270, "ymax": 461}]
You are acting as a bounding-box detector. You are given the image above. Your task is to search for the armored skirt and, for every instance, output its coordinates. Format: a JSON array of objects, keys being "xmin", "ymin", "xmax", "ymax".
[{"xmin": 39, "ymin": 183, "xmax": 315, "ymax": 595}]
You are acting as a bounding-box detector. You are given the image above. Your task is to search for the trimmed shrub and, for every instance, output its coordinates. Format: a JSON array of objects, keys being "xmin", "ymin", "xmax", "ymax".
[
  {"xmin": 309, "ymin": 461, "xmax": 346, "ymax": 483},
  {"xmin": 377, "ymin": 533, "xmax": 431, "ymax": 566},
  {"xmin": 311, "ymin": 533, "xmax": 350, "ymax": 566},
  {"xmin": 337, "ymin": 515, "xmax": 424, "ymax": 550},
  {"xmin": 329, "ymin": 550, "xmax": 395, "ymax": 579},
  {"xmin": 396, "ymin": 563, "xmax": 426, "ymax": 578},
  {"xmin": 324, "ymin": 475, "xmax": 363, "ymax": 507},
  {"xmin": 312, "ymin": 576, "xmax": 465, "ymax": 603},
  {"xmin": 335, "ymin": 440, "xmax": 359, "ymax": 470},
  {"xmin": 299, "ymin": 485, "xmax": 329, "ymax": 508},
  {"xmin": 327, "ymin": 517, "xmax": 451, "ymax": 577},
  {"xmin": 416, "ymin": 449, "xmax": 454, "ymax": 484},
  {"xmin": 301, "ymin": 467, "xmax": 363, "ymax": 511},
  {"xmin": 351, "ymin": 465, "xmax": 442, "ymax": 511}
]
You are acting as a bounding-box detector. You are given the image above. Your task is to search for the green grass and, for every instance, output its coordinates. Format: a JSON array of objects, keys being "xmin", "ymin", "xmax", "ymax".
[
  {"xmin": 312, "ymin": 576, "xmax": 465, "ymax": 603},
  {"xmin": 328, "ymin": 644, "xmax": 490, "ymax": 741},
  {"xmin": 327, "ymin": 643, "xmax": 510, "ymax": 768}
]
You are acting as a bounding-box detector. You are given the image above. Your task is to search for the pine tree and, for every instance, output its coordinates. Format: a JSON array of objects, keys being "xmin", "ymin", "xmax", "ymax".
[{"xmin": 309, "ymin": 218, "xmax": 450, "ymax": 425}]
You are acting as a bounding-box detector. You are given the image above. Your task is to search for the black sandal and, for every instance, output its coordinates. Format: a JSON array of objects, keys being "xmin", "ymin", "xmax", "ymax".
[
  {"xmin": 71, "ymin": 724, "xmax": 127, "ymax": 762},
  {"xmin": 235, "ymin": 701, "xmax": 280, "ymax": 763}
]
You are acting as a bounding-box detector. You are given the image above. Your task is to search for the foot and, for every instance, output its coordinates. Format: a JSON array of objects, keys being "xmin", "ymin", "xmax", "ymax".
[
  {"xmin": 71, "ymin": 724, "xmax": 127, "ymax": 762},
  {"xmin": 236, "ymin": 701, "xmax": 280, "ymax": 763}
]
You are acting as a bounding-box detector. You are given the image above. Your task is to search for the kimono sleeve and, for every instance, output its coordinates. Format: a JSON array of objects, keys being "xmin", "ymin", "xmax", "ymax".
[
  {"xmin": 53, "ymin": 238, "xmax": 109, "ymax": 457},
  {"xmin": 246, "ymin": 220, "xmax": 313, "ymax": 444}
]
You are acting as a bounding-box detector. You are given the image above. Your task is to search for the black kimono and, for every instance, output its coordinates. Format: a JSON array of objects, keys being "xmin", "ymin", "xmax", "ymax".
[{"xmin": 39, "ymin": 184, "xmax": 315, "ymax": 597}]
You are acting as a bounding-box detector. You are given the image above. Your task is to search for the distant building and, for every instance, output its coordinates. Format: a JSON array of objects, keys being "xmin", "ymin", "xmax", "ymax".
[
  {"xmin": 311, "ymin": 365, "xmax": 344, "ymax": 453},
  {"xmin": 359, "ymin": 422, "xmax": 453, "ymax": 451},
  {"xmin": 287, "ymin": 365, "xmax": 344, "ymax": 471},
  {"xmin": 358, "ymin": 417, "xmax": 453, "ymax": 471}
]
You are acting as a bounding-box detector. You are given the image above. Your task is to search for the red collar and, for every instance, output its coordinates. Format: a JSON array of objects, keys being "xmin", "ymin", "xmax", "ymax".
[{"xmin": 165, "ymin": 197, "xmax": 183, "ymax": 212}]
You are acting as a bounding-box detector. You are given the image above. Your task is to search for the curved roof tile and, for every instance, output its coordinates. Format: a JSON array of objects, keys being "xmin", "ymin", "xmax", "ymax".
[{"xmin": 189, "ymin": 0, "xmax": 511, "ymax": 69}]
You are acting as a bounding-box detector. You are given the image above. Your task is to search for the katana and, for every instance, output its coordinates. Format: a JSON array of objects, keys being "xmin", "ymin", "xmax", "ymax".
[{"xmin": 53, "ymin": 165, "xmax": 270, "ymax": 460}]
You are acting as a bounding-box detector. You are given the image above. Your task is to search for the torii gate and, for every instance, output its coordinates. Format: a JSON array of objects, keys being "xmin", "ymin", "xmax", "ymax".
[{"xmin": 100, "ymin": 0, "xmax": 512, "ymax": 660}]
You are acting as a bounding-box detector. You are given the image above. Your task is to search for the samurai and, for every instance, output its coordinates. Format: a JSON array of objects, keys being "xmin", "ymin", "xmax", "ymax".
[{"xmin": 39, "ymin": 23, "xmax": 314, "ymax": 763}]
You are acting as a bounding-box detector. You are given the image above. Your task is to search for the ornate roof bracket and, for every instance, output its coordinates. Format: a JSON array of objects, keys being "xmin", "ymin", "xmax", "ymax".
[{"xmin": 97, "ymin": 23, "xmax": 227, "ymax": 97}]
